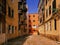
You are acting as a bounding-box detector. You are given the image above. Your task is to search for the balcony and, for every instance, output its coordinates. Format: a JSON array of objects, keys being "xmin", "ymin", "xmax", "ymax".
[
  {"xmin": 18, "ymin": 0, "xmax": 22, "ymax": 2},
  {"xmin": 18, "ymin": 10, "xmax": 22, "ymax": 15},
  {"xmin": 22, "ymin": 6, "xmax": 27, "ymax": 12},
  {"xmin": 18, "ymin": 1, "xmax": 22, "ymax": 5},
  {"xmin": 52, "ymin": 8, "xmax": 58, "ymax": 15},
  {"xmin": 23, "ymin": 0, "xmax": 26, "ymax": 4},
  {"xmin": 22, "ymin": 0, "xmax": 26, "ymax": 2}
]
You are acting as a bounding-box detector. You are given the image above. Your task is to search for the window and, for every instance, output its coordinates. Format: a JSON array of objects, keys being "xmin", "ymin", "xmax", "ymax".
[
  {"xmin": 46, "ymin": 0, "xmax": 47, "ymax": 5},
  {"xmin": 50, "ymin": 21, "xmax": 51, "ymax": 30},
  {"xmin": 33, "ymin": 30, "xmax": 36, "ymax": 31},
  {"xmin": 43, "ymin": 13, "xmax": 45, "ymax": 21},
  {"xmin": 46, "ymin": 9, "xmax": 48, "ymax": 17},
  {"xmin": 54, "ymin": 19, "xmax": 57, "ymax": 30},
  {"xmin": 0, "ymin": 4, "xmax": 2, "ymax": 13},
  {"xmin": 33, "ymin": 25, "xmax": 35, "ymax": 26},
  {"xmin": 33, "ymin": 20, "xmax": 35, "ymax": 22},
  {"xmin": 32, "ymin": 25, "xmax": 36, "ymax": 28},
  {"xmin": 15, "ymin": 26, "xmax": 17, "ymax": 30},
  {"xmin": 48, "ymin": 22, "xmax": 51, "ymax": 31},
  {"xmin": 8, "ymin": 6, "xmax": 11, "ymax": 17},
  {"xmin": 21, "ymin": 21, "xmax": 23, "ymax": 24},
  {"xmin": 33, "ymin": 15, "xmax": 35, "ymax": 17},
  {"xmin": 29, "ymin": 25, "xmax": 31, "ymax": 27},
  {"xmin": 18, "ymin": 2, "xmax": 21, "ymax": 10},
  {"xmin": 40, "ymin": 18, "xmax": 42, "ymax": 23},
  {"xmin": 49, "ymin": 6, "xmax": 51, "ymax": 15},
  {"xmin": 18, "ymin": 24, "xmax": 20, "ymax": 30},
  {"xmin": 29, "ymin": 29, "xmax": 31, "ymax": 33},
  {"xmin": 24, "ymin": 28, "xmax": 26, "ymax": 32},
  {"xmin": 8, "ymin": 25, "xmax": 11, "ymax": 30},
  {"xmin": 12, "ymin": 26, "xmax": 14, "ymax": 33},
  {"xmin": 8, "ymin": 25, "xmax": 11, "ymax": 33},
  {"xmin": 29, "ymin": 20, "xmax": 31, "ymax": 22},
  {"xmin": 11, "ymin": 10, "xmax": 14, "ymax": 18},
  {"xmin": 52, "ymin": 0, "xmax": 56, "ymax": 13},
  {"xmin": 11, "ymin": 0, "xmax": 14, "ymax": 3},
  {"xmin": 0, "ymin": 22, "xmax": 2, "ymax": 34},
  {"xmin": 45, "ymin": 23, "xmax": 48, "ymax": 31},
  {"xmin": 29, "ymin": 16, "xmax": 30, "ymax": 18}
]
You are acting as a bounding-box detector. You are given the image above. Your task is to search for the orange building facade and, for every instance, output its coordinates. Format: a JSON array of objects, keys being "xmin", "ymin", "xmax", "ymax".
[
  {"xmin": 6, "ymin": 0, "xmax": 18, "ymax": 40},
  {"xmin": 28, "ymin": 13, "xmax": 39, "ymax": 35},
  {"xmin": 38, "ymin": 0, "xmax": 60, "ymax": 41},
  {"xmin": 0, "ymin": 0, "xmax": 28, "ymax": 44}
]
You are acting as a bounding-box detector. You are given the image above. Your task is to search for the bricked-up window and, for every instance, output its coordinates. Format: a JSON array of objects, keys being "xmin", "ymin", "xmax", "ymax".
[
  {"xmin": 54, "ymin": 19, "xmax": 57, "ymax": 30},
  {"xmin": 8, "ymin": 6, "xmax": 11, "ymax": 17},
  {"xmin": 49, "ymin": 6, "xmax": 51, "ymax": 15},
  {"xmin": 11, "ymin": 10, "xmax": 14, "ymax": 18},
  {"xmin": 52, "ymin": 0, "xmax": 56, "ymax": 13},
  {"xmin": 12, "ymin": 26, "xmax": 14, "ymax": 33}
]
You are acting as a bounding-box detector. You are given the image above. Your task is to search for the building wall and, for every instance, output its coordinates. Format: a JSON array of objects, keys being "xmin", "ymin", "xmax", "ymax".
[
  {"xmin": 38, "ymin": 0, "xmax": 60, "ymax": 41},
  {"xmin": 18, "ymin": 0, "xmax": 28, "ymax": 36},
  {"xmin": 28, "ymin": 13, "xmax": 39, "ymax": 34},
  {"xmin": 0, "ymin": 0, "xmax": 6, "ymax": 44},
  {"xmin": 6, "ymin": 0, "xmax": 18, "ymax": 40}
]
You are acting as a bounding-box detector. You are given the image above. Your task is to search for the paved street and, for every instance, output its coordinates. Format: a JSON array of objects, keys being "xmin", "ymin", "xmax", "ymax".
[{"xmin": 3, "ymin": 35, "xmax": 60, "ymax": 45}]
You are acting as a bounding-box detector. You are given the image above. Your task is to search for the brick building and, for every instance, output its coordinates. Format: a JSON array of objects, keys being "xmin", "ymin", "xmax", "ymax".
[
  {"xmin": 38, "ymin": 0, "xmax": 60, "ymax": 41},
  {"xmin": 28, "ymin": 13, "xmax": 39, "ymax": 35},
  {"xmin": 6, "ymin": 0, "xmax": 18, "ymax": 40}
]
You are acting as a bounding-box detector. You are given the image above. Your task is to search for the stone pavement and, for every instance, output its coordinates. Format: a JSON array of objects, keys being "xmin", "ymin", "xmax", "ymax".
[
  {"xmin": 2, "ymin": 35, "xmax": 60, "ymax": 45},
  {"xmin": 23, "ymin": 35, "xmax": 60, "ymax": 45}
]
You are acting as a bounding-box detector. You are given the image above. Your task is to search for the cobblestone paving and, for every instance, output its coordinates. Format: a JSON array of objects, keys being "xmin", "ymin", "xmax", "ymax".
[{"xmin": 3, "ymin": 35, "xmax": 60, "ymax": 45}]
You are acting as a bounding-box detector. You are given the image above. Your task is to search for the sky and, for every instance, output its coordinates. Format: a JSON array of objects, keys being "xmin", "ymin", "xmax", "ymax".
[{"xmin": 26, "ymin": 0, "xmax": 39, "ymax": 13}]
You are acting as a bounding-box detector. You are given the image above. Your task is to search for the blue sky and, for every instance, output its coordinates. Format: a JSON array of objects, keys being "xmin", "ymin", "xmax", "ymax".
[{"xmin": 26, "ymin": 0, "xmax": 39, "ymax": 13}]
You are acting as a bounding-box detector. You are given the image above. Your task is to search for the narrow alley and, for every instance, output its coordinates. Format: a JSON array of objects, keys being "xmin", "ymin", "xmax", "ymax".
[
  {"xmin": 2, "ymin": 35, "xmax": 60, "ymax": 45},
  {"xmin": 0, "ymin": 0, "xmax": 60, "ymax": 45}
]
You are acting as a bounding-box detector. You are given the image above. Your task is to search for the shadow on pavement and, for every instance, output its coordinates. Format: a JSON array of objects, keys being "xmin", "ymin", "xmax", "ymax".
[{"xmin": 2, "ymin": 34, "xmax": 31, "ymax": 45}]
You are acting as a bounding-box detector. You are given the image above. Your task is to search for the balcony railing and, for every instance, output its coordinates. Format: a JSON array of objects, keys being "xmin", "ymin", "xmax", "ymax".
[
  {"xmin": 52, "ymin": 8, "xmax": 58, "ymax": 15},
  {"xmin": 18, "ymin": 0, "xmax": 22, "ymax": 2},
  {"xmin": 22, "ymin": 6, "xmax": 27, "ymax": 12},
  {"xmin": 23, "ymin": 0, "xmax": 26, "ymax": 4}
]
